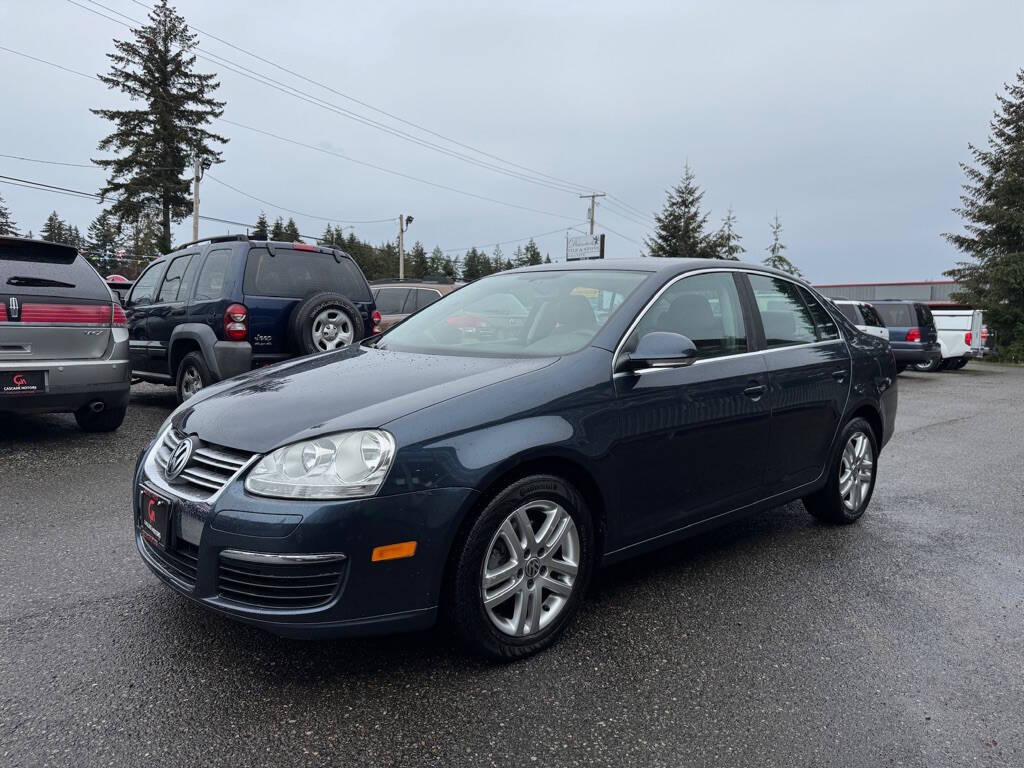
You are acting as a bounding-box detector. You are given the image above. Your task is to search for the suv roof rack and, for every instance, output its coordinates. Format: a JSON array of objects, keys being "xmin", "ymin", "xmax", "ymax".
[
  {"xmin": 177, "ymin": 234, "xmax": 250, "ymax": 250},
  {"xmin": 369, "ymin": 276, "xmax": 455, "ymax": 285}
]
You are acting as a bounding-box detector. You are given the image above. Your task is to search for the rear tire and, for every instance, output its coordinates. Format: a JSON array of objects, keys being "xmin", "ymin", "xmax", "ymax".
[
  {"xmin": 446, "ymin": 475, "xmax": 594, "ymax": 661},
  {"xmin": 949, "ymin": 358, "xmax": 969, "ymax": 370},
  {"xmin": 803, "ymin": 417, "xmax": 878, "ymax": 525},
  {"xmin": 913, "ymin": 357, "xmax": 943, "ymax": 372},
  {"xmin": 175, "ymin": 351, "xmax": 212, "ymax": 404},
  {"xmin": 74, "ymin": 402, "xmax": 127, "ymax": 432}
]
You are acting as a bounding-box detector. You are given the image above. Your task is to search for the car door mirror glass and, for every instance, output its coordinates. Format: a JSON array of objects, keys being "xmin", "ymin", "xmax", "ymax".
[{"xmin": 623, "ymin": 331, "xmax": 697, "ymax": 371}]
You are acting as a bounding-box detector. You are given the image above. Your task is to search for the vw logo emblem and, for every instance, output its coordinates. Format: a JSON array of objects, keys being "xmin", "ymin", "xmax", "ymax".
[
  {"xmin": 165, "ymin": 437, "xmax": 195, "ymax": 481},
  {"xmin": 524, "ymin": 558, "xmax": 542, "ymax": 579}
]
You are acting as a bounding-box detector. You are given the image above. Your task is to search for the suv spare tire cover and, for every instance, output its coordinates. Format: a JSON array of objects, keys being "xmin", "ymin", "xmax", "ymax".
[{"xmin": 288, "ymin": 291, "xmax": 364, "ymax": 355}]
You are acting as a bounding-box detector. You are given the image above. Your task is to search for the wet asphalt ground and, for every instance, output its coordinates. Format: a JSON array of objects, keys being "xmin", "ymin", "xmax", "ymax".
[{"xmin": 1, "ymin": 364, "xmax": 1022, "ymax": 767}]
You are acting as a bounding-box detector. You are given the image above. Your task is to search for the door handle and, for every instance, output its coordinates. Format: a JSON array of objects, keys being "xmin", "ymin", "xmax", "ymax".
[
  {"xmin": 832, "ymin": 370, "xmax": 848, "ymax": 382},
  {"xmin": 743, "ymin": 384, "xmax": 766, "ymax": 399}
]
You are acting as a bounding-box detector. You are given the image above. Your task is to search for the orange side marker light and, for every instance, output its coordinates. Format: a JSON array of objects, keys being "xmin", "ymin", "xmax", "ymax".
[{"xmin": 371, "ymin": 541, "xmax": 417, "ymax": 562}]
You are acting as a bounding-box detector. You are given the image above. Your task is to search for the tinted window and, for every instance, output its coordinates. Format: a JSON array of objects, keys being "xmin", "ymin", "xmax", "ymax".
[
  {"xmin": 634, "ymin": 272, "xmax": 747, "ymax": 359},
  {"xmin": 243, "ymin": 248, "xmax": 370, "ymax": 301},
  {"xmin": 414, "ymin": 288, "xmax": 442, "ymax": 311},
  {"xmin": 799, "ymin": 287, "xmax": 839, "ymax": 341},
  {"xmin": 156, "ymin": 255, "xmax": 192, "ymax": 303},
  {"xmin": 915, "ymin": 303, "xmax": 935, "ymax": 327},
  {"xmin": 872, "ymin": 302, "xmax": 913, "ymax": 327},
  {"xmin": 1, "ymin": 251, "xmax": 109, "ymax": 300},
  {"xmin": 835, "ymin": 303, "xmax": 860, "ymax": 324},
  {"xmin": 194, "ymin": 250, "xmax": 232, "ymax": 301},
  {"xmin": 748, "ymin": 274, "xmax": 817, "ymax": 347},
  {"xmin": 128, "ymin": 262, "xmax": 165, "ymax": 306},
  {"xmin": 859, "ymin": 303, "xmax": 885, "ymax": 327},
  {"xmin": 375, "ymin": 288, "xmax": 409, "ymax": 313}
]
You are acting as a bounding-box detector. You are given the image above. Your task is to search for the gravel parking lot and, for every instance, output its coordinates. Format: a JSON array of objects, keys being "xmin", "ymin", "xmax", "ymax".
[{"xmin": 2, "ymin": 364, "xmax": 1022, "ymax": 767}]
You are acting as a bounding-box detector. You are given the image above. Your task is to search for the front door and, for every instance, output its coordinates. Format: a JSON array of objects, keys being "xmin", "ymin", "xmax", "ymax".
[
  {"xmin": 124, "ymin": 261, "xmax": 167, "ymax": 373},
  {"xmin": 745, "ymin": 274, "xmax": 851, "ymax": 492},
  {"xmin": 611, "ymin": 271, "xmax": 772, "ymax": 546},
  {"xmin": 146, "ymin": 253, "xmax": 196, "ymax": 375}
]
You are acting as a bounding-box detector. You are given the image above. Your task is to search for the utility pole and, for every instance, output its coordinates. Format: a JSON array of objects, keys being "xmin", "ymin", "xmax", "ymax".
[
  {"xmin": 192, "ymin": 153, "xmax": 202, "ymax": 242},
  {"xmin": 580, "ymin": 193, "xmax": 606, "ymax": 236},
  {"xmin": 397, "ymin": 214, "xmax": 414, "ymax": 279}
]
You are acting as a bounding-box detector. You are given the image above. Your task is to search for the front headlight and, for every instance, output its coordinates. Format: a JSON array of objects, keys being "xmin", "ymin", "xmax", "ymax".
[{"xmin": 244, "ymin": 430, "xmax": 396, "ymax": 500}]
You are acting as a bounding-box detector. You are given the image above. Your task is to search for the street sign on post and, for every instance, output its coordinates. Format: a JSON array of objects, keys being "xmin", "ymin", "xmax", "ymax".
[{"xmin": 566, "ymin": 233, "xmax": 605, "ymax": 261}]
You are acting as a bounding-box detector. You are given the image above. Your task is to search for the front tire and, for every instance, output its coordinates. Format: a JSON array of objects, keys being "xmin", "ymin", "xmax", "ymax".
[
  {"xmin": 447, "ymin": 475, "xmax": 594, "ymax": 661},
  {"xmin": 803, "ymin": 417, "xmax": 878, "ymax": 524}
]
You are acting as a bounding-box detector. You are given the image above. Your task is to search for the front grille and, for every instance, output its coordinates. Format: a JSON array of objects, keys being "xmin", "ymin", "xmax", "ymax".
[
  {"xmin": 217, "ymin": 552, "xmax": 346, "ymax": 610},
  {"xmin": 154, "ymin": 428, "xmax": 253, "ymax": 500},
  {"xmin": 142, "ymin": 536, "xmax": 199, "ymax": 589}
]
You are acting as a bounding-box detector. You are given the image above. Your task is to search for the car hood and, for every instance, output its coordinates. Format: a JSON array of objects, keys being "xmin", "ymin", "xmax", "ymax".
[{"xmin": 176, "ymin": 345, "xmax": 556, "ymax": 453}]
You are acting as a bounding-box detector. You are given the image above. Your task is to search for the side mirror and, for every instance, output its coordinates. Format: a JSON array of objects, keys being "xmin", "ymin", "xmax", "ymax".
[{"xmin": 621, "ymin": 331, "xmax": 698, "ymax": 371}]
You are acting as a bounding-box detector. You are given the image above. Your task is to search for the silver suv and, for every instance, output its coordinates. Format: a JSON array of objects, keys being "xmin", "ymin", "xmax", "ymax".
[{"xmin": 0, "ymin": 237, "xmax": 130, "ymax": 431}]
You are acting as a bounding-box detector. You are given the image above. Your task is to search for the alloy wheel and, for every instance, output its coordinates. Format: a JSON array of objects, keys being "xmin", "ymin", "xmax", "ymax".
[
  {"xmin": 480, "ymin": 499, "xmax": 580, "ymax": 637},
  {"xmin": 839, "ymin": 432, "xmax": 874, "ymax": 511},
  {"xmin": 181, "ymin": 365, "xmax": 203, "ymax": 400},
  {"xmin": 311, "ymin": 308, "xmax": 354, "ymax": 352}
]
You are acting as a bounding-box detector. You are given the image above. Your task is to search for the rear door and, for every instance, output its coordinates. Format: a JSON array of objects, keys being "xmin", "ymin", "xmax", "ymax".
[
  {"xmin": 0, "ymin": 240, "xmax": 114, "ymax": 364},
  {"xmin": 746, "ymin": 274, "xmax": 851, "ymax": 492},
  {"xmin": 146, "ymin": 252, "xmax": 197, "ymax": 373}
]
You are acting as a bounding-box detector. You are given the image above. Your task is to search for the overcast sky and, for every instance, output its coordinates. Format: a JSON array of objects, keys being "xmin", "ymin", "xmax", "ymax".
[{"xmin": 1, "ymin": 0, "xmax": 1021, "ymax": 282}]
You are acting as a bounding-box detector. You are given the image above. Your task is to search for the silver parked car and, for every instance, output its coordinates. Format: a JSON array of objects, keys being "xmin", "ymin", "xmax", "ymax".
[{"xmin": 0, "ymin": 237, "xmax": 130, "ymax": 431}]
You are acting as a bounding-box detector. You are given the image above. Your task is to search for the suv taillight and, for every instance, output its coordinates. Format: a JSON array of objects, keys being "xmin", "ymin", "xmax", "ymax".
[
  {"xmin": 371, "ymin": 310, "xmax": 382, "ymax": 332},
  {"xmin": 906, "ymin": 328, "xmax": 921, "ymax": 343},
  {"xmin": 965, "ymin": 331, "xmax": 972, "ymax": 346},
  {"xmin": 224, "ymin": 303, "xmax": 248, "ymax": 341},
  {"xmin": 111, "ymin": 304, "xmax": 127, "ymax": 328}
]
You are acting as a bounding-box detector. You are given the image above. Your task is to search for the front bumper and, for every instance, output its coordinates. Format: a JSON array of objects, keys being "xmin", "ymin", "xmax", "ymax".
[{"xmin": 133, "ymin": 453, "xmax": 476, "ymax": 638}]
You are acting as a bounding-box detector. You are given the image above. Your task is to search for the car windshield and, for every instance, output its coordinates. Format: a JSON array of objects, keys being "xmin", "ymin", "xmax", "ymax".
[{"xmin": 374, "ymin": 269, "xmax": 648, "ymax": 357}]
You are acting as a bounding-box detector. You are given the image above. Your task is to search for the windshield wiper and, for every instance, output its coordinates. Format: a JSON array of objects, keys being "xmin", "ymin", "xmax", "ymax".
[{"xmin": 6, "ymin": 276, "xmax": 76, "ymax": 288}]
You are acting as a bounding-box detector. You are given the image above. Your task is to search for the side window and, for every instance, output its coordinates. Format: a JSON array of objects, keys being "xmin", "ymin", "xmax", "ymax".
[
  {"xmin": 860, "ymin": 303, "xmax": 885, "ymax": 327},
  {"xmin": 194, "ymin": 249, "xmax": 232, "ymax": 301},
  {"xmin": 415, "ymin": 289, "xmax": 442, "ymax": 311},
  {"xmin": 127, "ymin": 263, "xmax": 165, "ymax": 307},
  {"xmin": 748, "ymin": 274, "xmax": 817, "ymax": 348},
  {"xmin": 799, "ymin": 287, "xmax": 839, "ymax": 341},
  {"xmin": 156, "ymin": 255, "xmax": 193, "ymax": 303},
  {"xmin": 633, "ymin": 272, "xmax": 747, "ymax": 359},
  {"xmin": 375, "ymin": 288, "xmax": 409, "ymax": 314},
  {"xmin": 835, "ymin": 303, "xmax": 860, "ymax": 324}
]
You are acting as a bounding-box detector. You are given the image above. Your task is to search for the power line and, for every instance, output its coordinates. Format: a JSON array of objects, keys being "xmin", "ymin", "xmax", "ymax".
[
  {"xmin": 0, "ymin": 44, "xmax": 581, "ymax": 223},
  {"xmin": 595, "ymin": 220, "xmax": 645, "ymax": 247},
  {"xmin": 0, "ymin": 153, "xmax": 96, "ymax": 169},
  {"xmin": 75, "ymin": 0, "xmax": 592, "ymax": 197},
  {"xmin": 442, "ymin": 224, "xmax": 588, "ymax": 255}
]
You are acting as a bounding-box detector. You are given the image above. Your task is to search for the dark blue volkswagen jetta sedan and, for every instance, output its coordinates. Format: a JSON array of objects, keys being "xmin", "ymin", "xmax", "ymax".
[{"xmin": 134, "ymin": 259, "xmax": 897, "ymax": 659}]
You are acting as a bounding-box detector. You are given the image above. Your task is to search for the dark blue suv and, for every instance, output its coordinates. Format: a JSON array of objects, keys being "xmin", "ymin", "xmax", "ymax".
[{"xmin": 125, "ymin": 236, "xmax": 379, "ymax": 402}]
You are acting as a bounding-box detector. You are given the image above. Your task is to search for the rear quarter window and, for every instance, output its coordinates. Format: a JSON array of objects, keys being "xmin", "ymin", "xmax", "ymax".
[
  {"xmin": 244, "ymin": 248, "xmax": 371, "ymax": 302},
  {"xmin": 859, "ymin": 303, "xmax": 885, "ymax": 327}
]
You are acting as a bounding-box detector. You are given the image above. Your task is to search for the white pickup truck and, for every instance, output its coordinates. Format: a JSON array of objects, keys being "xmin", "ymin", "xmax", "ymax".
[{"xmin": 914, "ymin": 309, "xmax": 984, "ymax": 371}]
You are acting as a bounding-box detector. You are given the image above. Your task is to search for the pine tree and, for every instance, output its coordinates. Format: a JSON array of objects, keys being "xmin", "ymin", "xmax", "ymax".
[
  {"xmin": 319, "ymin": 223, "xmax": 335, "ymax": 246},
  {"xmin": 544, "ymin": 255, "xmax": 552, "ymax": 263},
  {"xmin": 522, "ymin": 239, "xmax": 543, "ymax": 266},
  {"xmin": 427, "ymin": 246, "xmax": 446, "ymax": 276},
  {"xmin": 283, "ymin": 218, "xmax": 301, "ymax": 242},
  {"xmin": 944, "ymin": 69, "xmax": 1024, "ymax": 361},
  {"xmin": 512, "ymin": 245, "xmax": 527, "ymax": 267},
  {"xmin": 270, "ymin": 217, "xmax": 286, "ymax": 240},
  {"xmin": 441, "ymin": 255, "xmax": 458, "ymax": 280},
  {"xmin": 0, "ymin": 192, "xmax": 18, "ymax": 236},
  {"xmin": 252, "ymin": 212, "xmax": 269, "ymax": 240},
  {"xmin": 713, "ymin": 207, "xmax": 744, "ymax": 260},
  {"xmin": 461, "ymin": 247, "xmax": 482, "ymax": 281},
  {"xmin": 646, "ymin": 163, "xmax": 720, "ymax": 259},
  {"xmin": 763, "ymin": 214, "xmax": 802, "ymax": 276},
  {"xmin": 40, "ymin": 211, "xmax": 69, "ymax": 243},
  {"xmin": 406, "ymin": 241, "xmax": 428, "ymax": 278},
  {"xmin": 91, "ymin": 0, "xmax": 227, "ymax": 253},
  {"xmin": 127, "ymin": 211, "xmax": 163, "ymax": 263},
  {"xmin": 86, "ymin": 210, "xmax": 123, "ymax": 267}
]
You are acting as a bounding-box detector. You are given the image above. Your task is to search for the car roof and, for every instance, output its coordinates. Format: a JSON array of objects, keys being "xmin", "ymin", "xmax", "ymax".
[
  {"xmin": 155, "ymin": 239, "xmax": 354, "ymax": 263},
  {"xmin": 502, "ymin": 257, "xmax": 809, "ymax": 283}
]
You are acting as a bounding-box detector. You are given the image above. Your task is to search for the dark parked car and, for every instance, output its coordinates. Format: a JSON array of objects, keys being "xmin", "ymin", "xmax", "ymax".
[
  {"xmin": 866, "ymin": 299, "xmax": 939, "ymax": 373},
  {"xmin": 124, "ymin": 236, "xmax": 379, "ymax": 402},
  {"xmin": 1, "ymin": 237, "xmax": 130, "ymax": 431},
  {"xmin": 133, "ymin": 259, "xmax": 897, "ymax": 659}
]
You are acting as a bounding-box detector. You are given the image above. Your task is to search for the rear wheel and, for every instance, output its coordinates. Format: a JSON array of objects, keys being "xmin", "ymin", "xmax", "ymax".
[
  {"xmin": 913, "ymin": 357, "xmax": 943, "ymax": 372},
  {"xmin": 447, "ymin": 475, "xmax": 594, "ymax": 661},
  {"xmin": 948, "ymin": 358, "xmax": 969, "ymax": 370},
  {"xmin": 175, "ymin": 351, "xmax": 212, "ymax": 404},
  {"xmin": 74, "ymin": 402, "xmax": 127, "ymax": 432},
  {"xmin": 803, "ymin": 417, "xmax": 878, "ymax": 524}
]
